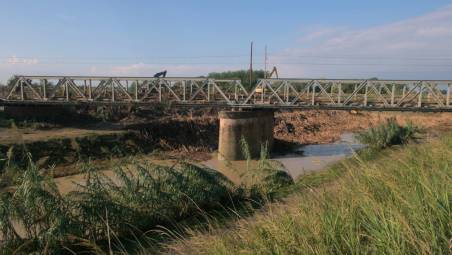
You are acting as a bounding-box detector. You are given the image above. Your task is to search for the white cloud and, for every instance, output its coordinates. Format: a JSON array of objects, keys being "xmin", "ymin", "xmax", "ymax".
[
  {"xmin": 6, "ymin": 55, "xmax": 39, "ymax": 65},
  {"xmin": 272, "ymin": 5, "xmax": 452, "ymax": 79},
  {"xmin": 0, "ymin": 56, "xmax": 41, "ymax": 84},
  {"xmin": 297, "ymin": 26, "xmax": 347, "ymax": 43}
]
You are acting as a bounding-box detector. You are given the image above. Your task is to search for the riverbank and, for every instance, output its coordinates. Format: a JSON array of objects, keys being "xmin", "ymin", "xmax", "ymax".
[
  {"xmin": 164, "ymin": 132, "xmax": 452, "ymax": 254},
  {"xmin": 1, "ymin": 120, "xmax": 450, "ymax": 253},
  {"xmin": 274, "ymin": 110, "xmax": 452, "ymax": 144},
  {"xmin": 2, "ymin": 109, "xmax": 450, "ymax": 153},
  {"xmin": 0, "ymin": 110, "xmax": 450, "ymax": 184}
]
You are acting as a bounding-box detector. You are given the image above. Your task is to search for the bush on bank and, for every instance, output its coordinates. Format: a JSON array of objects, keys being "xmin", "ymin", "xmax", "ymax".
[{"xmin": 356, "ymin": 118, "xmax": 418, "ymax": 150}]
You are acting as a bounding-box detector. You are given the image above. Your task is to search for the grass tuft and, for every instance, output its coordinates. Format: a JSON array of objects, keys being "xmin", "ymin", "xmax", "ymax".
[{"xmin": 356, "ymin": 118, "xmax": 418, "ymax": 150}]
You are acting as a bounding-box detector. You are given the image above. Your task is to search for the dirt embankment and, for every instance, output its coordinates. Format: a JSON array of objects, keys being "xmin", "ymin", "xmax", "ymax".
[
  {"xmin": 126, "ymin": 115, "xmax": 219, "ymax": 158},
  {"xmin": 1, "ymin": 109, "xmax": 450, "ymax": 179},
  {"xmin": 274, "ymin": 110, "xmax": 452, "ymax": 144}
]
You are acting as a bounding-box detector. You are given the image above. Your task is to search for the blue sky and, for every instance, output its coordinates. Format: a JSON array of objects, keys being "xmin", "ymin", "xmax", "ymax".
[{"xmin": 1, "ymin": 0, "xmax": 452, "ymax": 82}]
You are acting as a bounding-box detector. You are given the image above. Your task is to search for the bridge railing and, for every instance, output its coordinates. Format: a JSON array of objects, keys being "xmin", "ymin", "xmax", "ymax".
[{"xmin": 0, "ymin": 75, "xmax": 451, "ymax": 111}]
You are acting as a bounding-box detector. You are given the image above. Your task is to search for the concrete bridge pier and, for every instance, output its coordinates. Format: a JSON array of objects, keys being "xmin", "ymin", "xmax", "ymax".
[{"xmin": 218, "ymin": 110, "xmax": 274, "ymax": 161}]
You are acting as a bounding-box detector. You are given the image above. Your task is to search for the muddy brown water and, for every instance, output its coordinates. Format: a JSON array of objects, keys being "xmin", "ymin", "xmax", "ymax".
[
  {"xmin": 53, "ymin": 133, "xmax": 364, "ymax": 194},
  {"xmin": 203, "ymin": 133, "xmax": 365, "ymax": 180}
]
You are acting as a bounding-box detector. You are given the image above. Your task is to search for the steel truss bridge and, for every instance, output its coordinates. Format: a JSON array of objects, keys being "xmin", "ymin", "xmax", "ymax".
[{"xmin": 0, "ymin": 75, "xmax": 451, "ymax": 112}]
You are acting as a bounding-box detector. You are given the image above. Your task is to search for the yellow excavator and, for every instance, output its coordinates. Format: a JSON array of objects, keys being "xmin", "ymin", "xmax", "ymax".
[{"xmin": 255, "ymin": 66, "xmax": 279, "ymax": 93}]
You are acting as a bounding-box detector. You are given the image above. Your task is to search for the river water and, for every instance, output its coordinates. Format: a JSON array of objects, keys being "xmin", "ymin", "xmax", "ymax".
[
  {"xmin": 54, "ymin": 133, "xmax": 364, "ymax": 194},
  {"xmin": 203, "ymin": 133, "xmax": 365, "ymax": 180},
  {"xmin": 273, "ymin": 133, "xmax": 365, "ymax": 178}
]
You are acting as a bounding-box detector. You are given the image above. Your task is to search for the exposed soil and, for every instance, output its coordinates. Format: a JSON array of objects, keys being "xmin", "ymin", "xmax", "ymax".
[
  {"xmin": 125, "ymin": 115, "xmax": 219, "ymax": 153},
  {"xmin": 274, "ymin": 110, "xmax": 452, "ymax": 145},
  {"xmin": 1, "ymin": 108, "xmax": 451, "ymax": 181}
]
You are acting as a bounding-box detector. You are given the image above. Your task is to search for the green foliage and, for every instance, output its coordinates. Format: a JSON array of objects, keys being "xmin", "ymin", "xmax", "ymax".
[
  {"xmin": 174, "ymin": 134, "xmax": 452, "ymax": 255},
  {"xmin": 71, "ymin": 162, "xmax": 239, "ymax": 240},
  {"xmin": 239, "ymin": 138, "xmax": 294, "ymax": 199},
  {"xmin": 208, "ymin": 70, "xmax": 267, "ymax": 90},
  {"xmin": 0, "ymin": 156, "xmax": 74, "ymax": 253},
  {"xmin": 0, "ymin": 161, "xmax": 242, "ymax": 253},
  {"xmin": 356, "ymin": 118, "xmax": 418, "ymax": 150}
]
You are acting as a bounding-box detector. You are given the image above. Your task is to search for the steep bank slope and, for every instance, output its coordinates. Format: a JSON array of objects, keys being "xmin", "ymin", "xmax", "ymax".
[{"xmin": 275, "ymin": 110, "xmax": 452, "ymax": 144}]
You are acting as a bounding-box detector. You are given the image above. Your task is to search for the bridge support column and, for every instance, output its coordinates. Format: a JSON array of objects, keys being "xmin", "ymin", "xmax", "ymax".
[{"xmin": 218, "ymin": 110, "xmax": 274, "ymax": 161}]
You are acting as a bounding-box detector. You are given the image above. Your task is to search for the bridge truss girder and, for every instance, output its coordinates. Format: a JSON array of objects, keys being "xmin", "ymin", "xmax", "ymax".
[
  {"xmin": 1, "ymin": 76, "xmax": 247, "ymax": 104},
  {"xmin": 245, "ymin": 79, "xmax": 451, "ymax": 110},
  {"xmin": 0, "ymin": 76, "xmax": 451, "ymax": 112}
]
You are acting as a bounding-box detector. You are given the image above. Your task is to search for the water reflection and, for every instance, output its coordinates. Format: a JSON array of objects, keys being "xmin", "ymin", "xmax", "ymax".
[{"xmin": 274, "ymin": 133, "xmax": 365, "ymax": 178}]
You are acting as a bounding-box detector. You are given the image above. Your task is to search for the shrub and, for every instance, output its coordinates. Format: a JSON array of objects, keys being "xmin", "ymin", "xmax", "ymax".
[{"xmin": 356, "ymin": 118, "xmax": 418, "ymax": 150}]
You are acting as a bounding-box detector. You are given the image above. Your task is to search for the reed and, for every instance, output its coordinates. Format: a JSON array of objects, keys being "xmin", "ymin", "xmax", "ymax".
[{"xmin": 0, "ymin": 151, "xmax": 293, "ymax": 253}]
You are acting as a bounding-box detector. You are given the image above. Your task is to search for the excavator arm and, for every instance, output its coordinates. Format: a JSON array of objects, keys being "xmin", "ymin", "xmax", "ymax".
[{"xmin": 267, "ymin": 66, "xmax": 279, "ymax": 79}]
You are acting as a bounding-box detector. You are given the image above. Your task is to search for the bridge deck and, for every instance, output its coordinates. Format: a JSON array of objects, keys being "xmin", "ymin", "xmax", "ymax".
[{"xmin": 0, "ymin": 75, "xmax": 450, "ymax": 112}]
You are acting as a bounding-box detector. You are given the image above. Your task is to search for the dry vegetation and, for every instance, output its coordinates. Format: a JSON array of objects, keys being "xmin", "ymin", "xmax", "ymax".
[{"xmin": 275, "ymin": 110, "xmax": 452, "ymax": 144}]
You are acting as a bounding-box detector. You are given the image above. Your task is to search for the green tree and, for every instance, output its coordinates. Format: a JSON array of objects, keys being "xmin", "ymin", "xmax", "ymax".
[{"xmin": 208, "ymin": 70, "xmax": 268, "ymax": 90}]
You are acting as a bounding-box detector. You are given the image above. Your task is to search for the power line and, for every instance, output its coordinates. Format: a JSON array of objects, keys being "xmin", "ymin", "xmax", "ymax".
[
  {"xmin": 274, "ymin": 62, "xmax": 452, "ymax": 67},
  {"xmin": 2, "ymin": 54, "xmax": 452, "ymax": 61},
  {"xmin": 2, "ymin": 61, "xmax": 452, "ymax": 67},
  {"xmin": 268, "ymin": 53, "xmax": 452, "ymax": 61},
  {"xmin": 0, "ymin": 55, "xmax": 249, "ymax": 60}
]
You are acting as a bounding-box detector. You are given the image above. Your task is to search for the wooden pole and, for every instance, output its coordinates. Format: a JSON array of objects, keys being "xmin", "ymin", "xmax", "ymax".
[
  {"xmin": 249, "ymin": 41, "xmax": 253, "ymax": 86},
  {"xmin": 264, "ymin": 45, "xmax": 268, "ymax": 79}
]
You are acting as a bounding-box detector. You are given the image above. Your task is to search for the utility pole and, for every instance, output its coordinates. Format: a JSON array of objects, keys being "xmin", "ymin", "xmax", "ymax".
[
  {"xmin": 249, "ymin": 41, "xmax": 253, "ymax": 86},
  {"xmin": 264, "ymin": 45, "xmax": 268, "ymax": 79}
]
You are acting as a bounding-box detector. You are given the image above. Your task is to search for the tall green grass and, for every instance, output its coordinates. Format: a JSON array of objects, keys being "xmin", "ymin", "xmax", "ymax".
[
  {"xmin": 0, "ymin": 151, "xmax": 294, "ymax": 253},
  {"xmin": 0, "ymin": 160, "xmax": 243, "ymax": 253},
  {"xmin": 239, "ymin": 137, "xmax": 294, "ymax": 199},
  {"xmin": 168, "ymin": 134, "xmax": 452, "ymax": 254},
  {"xmin": 356, "ymin": 118, "xmax": 418, "ymax": 150}
]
